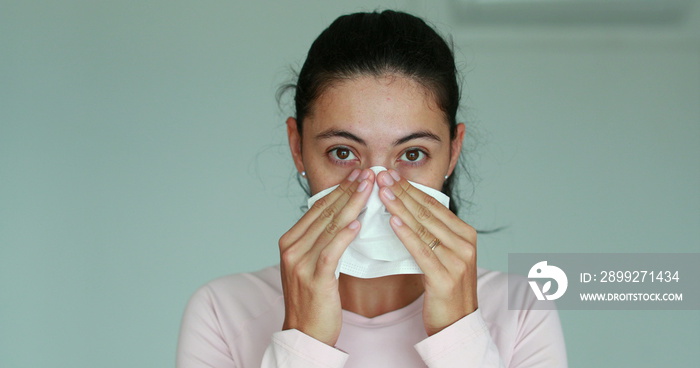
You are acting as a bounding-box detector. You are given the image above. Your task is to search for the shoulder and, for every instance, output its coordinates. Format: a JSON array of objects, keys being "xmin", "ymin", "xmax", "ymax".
[
  {"xmin": 178, "ymin": 266, "xmax": 286, "ymax": 366},
  {"xmin": 474, "ymin": 267, "xmax": 567, "ymax": 366},
  {"xmin": 475, "ymin": 267, "xmax": 558, "ymax": 337},
  {"xmin": 203, "ymin": 264, "xmax": 283, "ymax": 302},
  {"xmin": 476, "ymin": 267, "xmax": 545, "ymax": 311},
  {"xmin": 183, "ymin": 265, "xmax": 284, "ymax": 332}
]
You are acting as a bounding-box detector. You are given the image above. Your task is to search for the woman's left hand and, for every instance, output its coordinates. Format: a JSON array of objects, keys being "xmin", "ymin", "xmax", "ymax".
[{"xmin": 377, "ymin": 169, "xmax": 478, "ymax": 337}]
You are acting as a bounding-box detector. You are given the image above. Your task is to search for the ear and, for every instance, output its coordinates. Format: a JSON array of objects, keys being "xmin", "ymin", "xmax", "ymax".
[
  {"xmin": 447, "ymin": 123, "xmax": 466, "ymax": 177},
  {"xmin": 286, "ymin": 117, "xmax": 305, "ymax": 174}
]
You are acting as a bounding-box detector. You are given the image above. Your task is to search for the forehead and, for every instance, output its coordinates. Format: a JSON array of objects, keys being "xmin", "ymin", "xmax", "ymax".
[{"xmin": 304, "ymin": 75, "xmax": 449, "ymax": 139}]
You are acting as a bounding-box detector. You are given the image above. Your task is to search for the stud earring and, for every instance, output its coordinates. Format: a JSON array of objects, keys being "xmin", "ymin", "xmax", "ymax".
[
  {"xmin": 301, "ymin": 171, "xmax": 306, "ymax": 177},
  {"xmin": 444, "ymin": 175, "xmax": 449, "ymax": 179}
]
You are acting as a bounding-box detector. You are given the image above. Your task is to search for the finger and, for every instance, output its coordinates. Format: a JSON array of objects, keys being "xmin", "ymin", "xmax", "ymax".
[
  {"xmin": 300, "ymin": 170, "xmax": 374, "ymax": 252},
  {"xmin": 389, "ymin": 214, "xmax": 473, "ymax": 285},
  {"xmin": 384, "ymin": 193, "xmax": 467, "ymax": 271},
  {"xmin": 385, "ymin": 170, "xmax": 476, "ymax": 242},
  {"xmin": 388, "ymin": 215, "xmax": 447, "ymax": 275},
  {"xmin": 381, "ymin": 185, "xmax": 463, "ymax": 253},
  {"xmin": 313, "ymin": 220, "xmax": 361, "ymax": 279},
  {"xmin": 377, "ymin": 171, "xmax": 465, "ymax": 253},
  {"xmin": 288, "ymin": 170, "xmax": 374, "ymax": 253},
  {"xmin": 281, "ymin": 169, "xmax": 364, "ymax": 249},
  {"xmin": 388, "ymin": 171, "xmax": 476, "ymax": 245}
]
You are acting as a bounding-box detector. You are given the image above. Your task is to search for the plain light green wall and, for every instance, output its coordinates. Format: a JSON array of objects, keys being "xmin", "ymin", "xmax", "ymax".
[{"xmin": 1, "ymin": 1, "xmax": 698, "ymax": 367}]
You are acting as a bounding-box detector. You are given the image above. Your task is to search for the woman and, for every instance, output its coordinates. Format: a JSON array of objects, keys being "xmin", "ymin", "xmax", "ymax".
[{"xmin": 177, "ymin": 10, "xmax": 567, "ymax": 367}]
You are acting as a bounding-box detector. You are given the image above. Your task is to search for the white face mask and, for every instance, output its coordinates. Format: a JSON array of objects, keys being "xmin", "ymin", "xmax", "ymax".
[{"xmin": 306, "ymin": 166, "xmax": 450, "ymax": 279}]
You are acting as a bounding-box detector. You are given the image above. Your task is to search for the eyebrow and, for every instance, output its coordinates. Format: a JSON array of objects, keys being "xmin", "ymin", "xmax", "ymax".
[
  {"xmin": 392, "ymin": 131, "xmax": 442, "ymax": 146},
  {"xmin": 315, "ymin": 129, "xmax": 366, "ymax": 146},
  {"xmin": 315, "ymin": 128, "xmax": 442, "ymax": 146}
]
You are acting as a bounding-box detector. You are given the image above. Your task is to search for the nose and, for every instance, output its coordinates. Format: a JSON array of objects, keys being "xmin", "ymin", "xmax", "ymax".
[
  {"xmin": 362, "ymin": 156, "xmax": 394, "ymax": 172},
  {"xmin": 364, "ymin": 165, "xmax": 389, "ymax": 177}
]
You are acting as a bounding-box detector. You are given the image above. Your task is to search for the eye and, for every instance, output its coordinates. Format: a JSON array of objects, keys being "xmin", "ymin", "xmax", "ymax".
[
  {"xmin": 400, "ymin": 148, "xmax": 427, "ymax": 163},
  {"xmin": 329, "ymin": 147, "xmax": 357, "ymax": 163}
]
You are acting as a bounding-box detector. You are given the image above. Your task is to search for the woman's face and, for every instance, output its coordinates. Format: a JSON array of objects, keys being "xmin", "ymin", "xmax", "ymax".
[{"xmin": 287, "ymin": 75, "xmax": 465, "ymax": 195}]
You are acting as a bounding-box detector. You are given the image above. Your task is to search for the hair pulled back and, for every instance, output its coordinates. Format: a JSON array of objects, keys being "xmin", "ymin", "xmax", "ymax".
[{"xmin": 288, "ymin": 10, "xmax": 464, "ymax": 214}]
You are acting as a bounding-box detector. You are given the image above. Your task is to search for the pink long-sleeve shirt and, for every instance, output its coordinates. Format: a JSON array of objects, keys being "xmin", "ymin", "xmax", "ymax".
[{"xmin": 177, "ymin": 265, "xmax": 567, "ymax": 367}]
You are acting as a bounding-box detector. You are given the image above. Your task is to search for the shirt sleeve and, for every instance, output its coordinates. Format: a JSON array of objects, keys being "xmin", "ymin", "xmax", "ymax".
[
  {"xmin": 261, "ymin": 329, "xmax": 349, "ymax": 368},
  {"xmin": 508, "ymin": 307, "xmax": 568, "ymax": 367},
  {"xmin": 177, "ymin": 282, "xmax": 347, "ymax": 368},
  {"xmin": 414, "ymin": 307, "xmax": 567, "ymax": 368},
  {"xmin": 414, "ymin": 309, "xmax": 505, "ymax": 368}
]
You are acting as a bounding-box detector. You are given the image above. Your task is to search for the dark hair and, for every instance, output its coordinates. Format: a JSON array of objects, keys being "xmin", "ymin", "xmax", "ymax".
[{"xmin": 283, "ymin": 10, "xmax": 466, "ymax": 214}]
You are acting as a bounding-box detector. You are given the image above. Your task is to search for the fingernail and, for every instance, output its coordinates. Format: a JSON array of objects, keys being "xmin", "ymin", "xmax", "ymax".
[
  {"xmin": 360, "ymin": 169, "xmax": 371, "ymax": 181},
  {"xmin": 349, "ymin": 220, "xmax": 360, "ymax": 230},
  {"xmin": 357, "ymin": 180, "xmax": 369, "ymax": 192},
  {"xmin": 348, "ymin": 169, "xmax": 360, "ymax": 182},
  {"xmin": 389, "ymin": 170, "xmax": 400, "ymax": 182},
  {"xmin": 391, "ymin": 216, "xmax": 403, "ymax": 227},
  {"xmin": 382, "ymin": 187, "xmax": 395, "ymax": 200},
  {"xmin": 381, "ymin": 173, "xmax": 394, "ymax": 186}
]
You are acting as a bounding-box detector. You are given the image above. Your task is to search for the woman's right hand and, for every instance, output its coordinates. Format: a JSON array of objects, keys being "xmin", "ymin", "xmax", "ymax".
[{"xmin": 278, "ymin": 168, "xmax": 374, "ymax": 346}]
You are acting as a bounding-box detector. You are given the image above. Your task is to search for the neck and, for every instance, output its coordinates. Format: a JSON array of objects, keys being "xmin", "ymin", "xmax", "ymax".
[{"xmin": 338, "ymin": 273, "xmax": 424, "ymax": 318}]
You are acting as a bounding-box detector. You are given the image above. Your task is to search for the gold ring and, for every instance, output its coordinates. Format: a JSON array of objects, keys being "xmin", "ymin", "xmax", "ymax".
[{"xmin": 428, "ymin": 238, "xmax": 441, "ymax": 250}]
